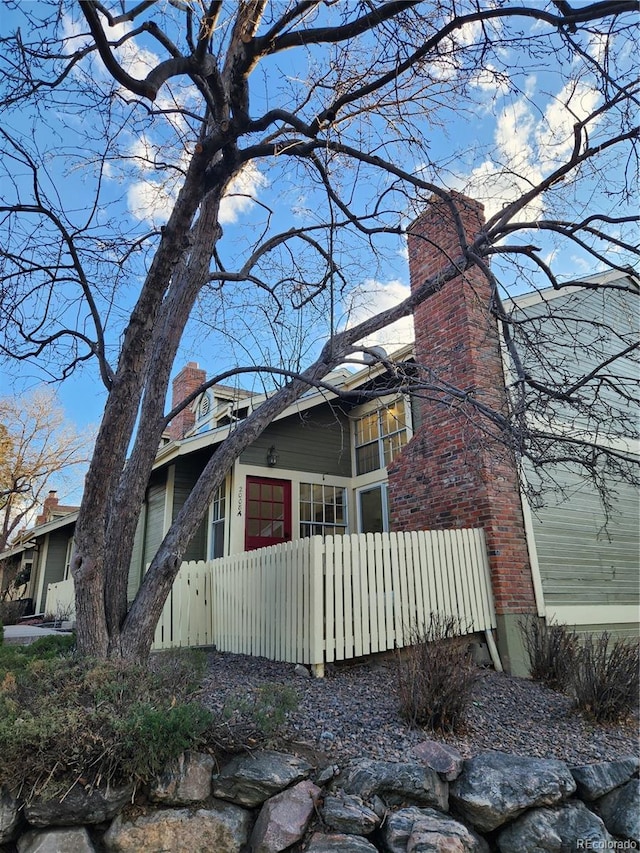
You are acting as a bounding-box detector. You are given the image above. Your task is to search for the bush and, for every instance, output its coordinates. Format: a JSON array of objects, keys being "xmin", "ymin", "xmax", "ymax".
[
  {"xmin": 396, "ymin": 613, "xmax": 478, "ymax": 733},
  {"xmin": 0, "ymin": 648, "xmax": 215, "ymax": 797},
  {"xmin": 0, "ymin": 632, "xmax": 76, "ymax": 680},
  {"xmin": 519, "ymin": 616, "xmax": 579, "ymax": 689},
  {"xmin": 0, "ymin": 599, "xmax": 30, "ymax": 626},
  {"xmin": 222, "ymin": 682, "xmax": 299, "ymax": 747},
  {"xmin": 571, "ymin": 632, "xmax": 639, "ymax": 723}
]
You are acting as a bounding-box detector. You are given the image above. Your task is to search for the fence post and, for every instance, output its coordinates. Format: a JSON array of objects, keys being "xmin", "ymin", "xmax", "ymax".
[{"xmin": 309, "ymin": 536, "xmax": 325, "ymax": 678}]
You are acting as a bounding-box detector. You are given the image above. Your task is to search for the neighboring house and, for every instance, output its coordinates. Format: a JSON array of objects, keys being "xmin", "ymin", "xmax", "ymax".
[
  {"xmin": 0, "ymin": 492, "xmax": 78, "ymax": 614},
  {"xmin": 2, "ymin": 194, "xmax": 637, "ymax": 667}
]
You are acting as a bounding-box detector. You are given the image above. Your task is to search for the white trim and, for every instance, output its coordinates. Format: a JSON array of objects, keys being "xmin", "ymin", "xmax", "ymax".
[
  {"xmin": 519, "ymin": 492, "xmax": 546, "ymax": 618},
  {"xmin": 546, "ymin": 604, "xmax": 640, "ymax": 627},
  {"xmin": 507, "ymin": 270, "xmax": 639, "ymax": 310}
]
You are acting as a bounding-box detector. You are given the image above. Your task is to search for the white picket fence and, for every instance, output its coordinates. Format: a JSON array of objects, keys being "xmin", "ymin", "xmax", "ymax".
[
  {"xmin": 45, "ymin": 529, "xmax": 499, "ymax": 672},
  {"xmin": 153, "ymin": 529, "xmax": 499, "ymax": 672}
]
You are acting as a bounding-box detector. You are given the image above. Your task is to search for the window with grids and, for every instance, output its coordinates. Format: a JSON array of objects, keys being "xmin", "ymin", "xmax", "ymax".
[
  {"xmin": 299, "ymin": 483, "xmax": 347, "ymax": 537},
  {"xmin": 354, "ymin": 398, "xmax": 408, "ymax": 475},
  {"xmin": 210, "ymin": 483, "xmax": 226, "ymax": 558}
]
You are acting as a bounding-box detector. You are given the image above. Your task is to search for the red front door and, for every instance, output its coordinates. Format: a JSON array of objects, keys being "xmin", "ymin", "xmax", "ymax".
[{"xmin": 245, "ymin": 476, "xmax": 292, "ymax": 551}]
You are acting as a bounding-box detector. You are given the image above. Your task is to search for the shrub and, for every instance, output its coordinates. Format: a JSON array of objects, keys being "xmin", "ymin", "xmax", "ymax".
[
  {"xmin": 0, "ymin": 649, "xmax": 215, "ymax": 797},
  {"xmin": 519, "ymin": 616, "xmax": 579, "ymax": 689},
  {"xmin": 0, "ymin": 599, "xmax": 30, "ymax": 626},
  {"xmin": 396, "ymin": 613, "xmax": 478, "ymax": 733},
  {"xmin": 571, "ymin": 632, "xmax": 639, "ymax": 723},
  {"xmin": 222, "ymin": 682, "xmax": 299, "ymax": 746}
]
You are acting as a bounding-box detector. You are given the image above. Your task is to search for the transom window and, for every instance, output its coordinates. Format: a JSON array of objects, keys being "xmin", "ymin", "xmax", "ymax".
[
  {"xmin": 300, "ymin": 483, "xmax": 347, "ymax": 537},
  {"xmin": 355, "ymin": 399, "xmax": 408, "ymax": 475}
]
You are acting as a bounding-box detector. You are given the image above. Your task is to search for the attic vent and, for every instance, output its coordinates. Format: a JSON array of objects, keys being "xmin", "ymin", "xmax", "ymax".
[{"xmin": 199, "ymin": 394, "xmax": 211, "ymax": 417}]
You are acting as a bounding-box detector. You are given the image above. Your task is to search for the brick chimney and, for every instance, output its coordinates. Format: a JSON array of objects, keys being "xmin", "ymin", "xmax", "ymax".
[
  {"xmin": 168, "ymin": 362, "xmax": 206, "ymax": 440},
  {"xmin": 36, "ymin": 490, "xmax": 59, "ymax": 525},
  {"xmin": 387, "ymin": 192, "xmax": 536, "ymax": 674}
]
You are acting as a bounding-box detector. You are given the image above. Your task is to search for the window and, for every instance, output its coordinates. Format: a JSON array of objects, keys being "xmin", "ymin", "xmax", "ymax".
[
  {"xmin": 209, "ymin": 482, "xmax": 226, "ymax": 558},
  {"xmin": 300, "ymin": 483, "xmax": 347, "ymax": 538},
  {"xmin": 355, "ymin": 399, "xmax": 408, "ymax": 475},
  {"xmin": 358, "ymin": 484, "xmax": 390, "ymax": 533}
]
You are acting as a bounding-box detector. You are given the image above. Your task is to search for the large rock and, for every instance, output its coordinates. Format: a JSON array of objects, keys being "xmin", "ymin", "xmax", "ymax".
[
  {"xmin": 306, "ymin": 832, "xmax": 380, "ymax": 852},
  {"xmin": 148, "ymin": 750, "xmax": 214, "ymax": 804},
  {"xmin": 249, "ymin": 779, "xmax": 320, "ymax": 853},
  {"xmin": 24, "ymin": 783, "xmax": 134, "ymax": 827},
  {"xmin": 497, "ymin": 800, "xmax": 614, "ymax": 852},
  {"xmin": 336, "ymin": 759, "xmax": 448, "ymax": 811},
  {"xmin": 595, "ymin": 779, "xmax": 640, "ymax": 843},
  {"xmin": 411, "ymin": 741, "xmax": 464, "ymax": 781},
  {"xmin": 0, "ymin": 787, "xmax": 22, "ymax": 844},
  {"xmin": 211, "ymin": 749, "xmax": 313, "ymax": 807},
  {"xmin": 381, "ymin": 806, "xmax": 488, "ymax": 853},
  {"xmin": 17, "ymin": 827, "xmax": 96, "ymax": 853},
  {"xmin": 103, "ymin": 801, "xmax": 252, "ymax": 852},
  {"xmin": 450, "ymin": 752, "xmax": 576, "ymax": 832},
  {"xmin": 322, "ymin": 792, "xmax": 380, "ymax": 835},
  {"xmin": 570, "ymin": 757, "xmax": 639, "ymax": 801}
]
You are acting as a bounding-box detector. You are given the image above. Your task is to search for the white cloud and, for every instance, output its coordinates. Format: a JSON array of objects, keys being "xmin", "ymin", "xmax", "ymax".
[
  {"xmin": 456, "ymin": 76, "xmax": 600, "ymax": 220},
  {"xmin": 62, "ymin": 13, "xmax": 159, "ymax": 85},
  {"xmin": 127, "ymin": 160, "xmax": 268, "ymax": 228},
  {"xmin": 535, "ymin": 82, "xmax": 600, "ymax": 171},
  {"xmin": 127, "ymin": 179, "xmax": 175, "ymax": 228},
  {"xmin": 219, "ymin": 163, "xmax": 269, "ymax": 224},
  {"xmin": 343, "ymin": 278, "xmax": 414, "ymax": 356}
]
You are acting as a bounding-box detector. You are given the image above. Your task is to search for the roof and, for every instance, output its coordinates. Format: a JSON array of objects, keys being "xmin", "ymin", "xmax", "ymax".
[{"xmin": 154, "ymin": 343, "xmax": 415, "ymax": 468}]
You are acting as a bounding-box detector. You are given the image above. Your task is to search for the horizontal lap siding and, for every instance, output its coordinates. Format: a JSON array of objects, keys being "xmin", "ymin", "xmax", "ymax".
[
  {"xmin": 172, "ymin": 456, "xmax": 208, "ymax": 562},
  {"xmin": 240, "ymin": 404, "xmax": 351, "ymax": 476},
  {"xmin": 39, "ymin": 530, "xmax": 70, "ymax": 613},
  {"xmin": 527, "ymin": 463, "xmax": 639, "ymax": 608}
]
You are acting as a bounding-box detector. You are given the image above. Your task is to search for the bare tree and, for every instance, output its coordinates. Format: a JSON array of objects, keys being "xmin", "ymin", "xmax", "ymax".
[
  {"xmin": 0, "ymin": 388, "xmax": 92, "ymax": 551},
  {"xmin": 0, "ymin": 1, "xmax": 637, "ymax": 660}
]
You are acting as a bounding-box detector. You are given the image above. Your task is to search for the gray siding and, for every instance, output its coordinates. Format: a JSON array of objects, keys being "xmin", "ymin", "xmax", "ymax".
[
  {"xmin": 240, "ymin": 404, "xmax": 351, "ymax": 476},
  {"xmin": 127, "ymin": 505, "xmax": 146, "ymax": 603},
  {"xmin": 143, "ymin": 471, "xmax": 167, "ymax": 568},
  {"xmin": 527, "ymin": 462, "xmax": 639, "ymax": 608},
  {"xmin": 39, "ymin": 529, "xmax": 70, "ymax": 613},
  {"xmin": 511, "ymin": 285, "xmax": 638, "ymax": 438},
  {"xmin": 172, "ymin": 457, "xmax": 207, "ymax": 562}
]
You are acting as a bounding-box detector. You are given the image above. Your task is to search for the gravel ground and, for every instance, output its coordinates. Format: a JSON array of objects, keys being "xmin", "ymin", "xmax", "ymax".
[{"xmin": 197, "ymin": 650, "xmax": 639, "ymax": 767}]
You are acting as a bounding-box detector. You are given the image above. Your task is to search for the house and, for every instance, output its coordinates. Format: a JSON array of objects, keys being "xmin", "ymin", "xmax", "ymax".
[
  {"xmin": 3, "ymin": 194, "xmax": 637, "ymax": 672},
  {"xmin": 0, "ymin": 492, "xmax": 78, "ymax": 616}
]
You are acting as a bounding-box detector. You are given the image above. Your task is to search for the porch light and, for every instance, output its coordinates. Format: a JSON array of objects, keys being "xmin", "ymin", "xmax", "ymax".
[{"xmin": 266, "ymin": 445, "xmax": 278, "ymax": 467}]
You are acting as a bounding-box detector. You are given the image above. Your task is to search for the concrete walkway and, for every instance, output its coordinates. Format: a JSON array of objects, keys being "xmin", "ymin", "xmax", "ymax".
[{"xmin": 2, "ymin": 624, "xmax": 70, "ymax": 646}]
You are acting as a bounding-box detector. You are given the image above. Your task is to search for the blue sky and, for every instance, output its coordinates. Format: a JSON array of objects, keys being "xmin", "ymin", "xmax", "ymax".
[{"xmin": 1, "ymin": 2, "xmax": 636, "ymax": 485}]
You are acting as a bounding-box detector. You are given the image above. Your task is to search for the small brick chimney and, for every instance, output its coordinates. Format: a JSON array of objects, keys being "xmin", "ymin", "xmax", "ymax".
[
  {"xmin": 36, "ymin": 490, "xmax": 59, "ymax": 525},
  {"xmin": 387, "ymin": 192, "xmax": 536, "ymax": 673},
  {"xmin": 168, "ymin": 362, "xmax": 206, "ymax": 440}
]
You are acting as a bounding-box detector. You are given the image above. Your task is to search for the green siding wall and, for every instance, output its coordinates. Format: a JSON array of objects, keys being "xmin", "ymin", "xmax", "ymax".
[
  {"xmin": 172, "ymin": 456, "xmax": 208, "ymax": 562},
  {"xmin": 143, "ymin": 471, "xmax": 167, "ymax": 569},
  {"xmin": 240, "ymin": 404, "xmax": 351, "ymax": 476},
  {"xmin": 527, "ymin": 462, "xmax": 639, "ymax": 608},
  {"xmin": 39, "ymin": 530, "xmax": 70, "ymax": 613},
  {"xmin": 127, "ymin": 505, "xmax": 146, "ymax": 603},
  {"xmin": 511, "ymin": 285, "xmax": 638, "ymax": 438}
]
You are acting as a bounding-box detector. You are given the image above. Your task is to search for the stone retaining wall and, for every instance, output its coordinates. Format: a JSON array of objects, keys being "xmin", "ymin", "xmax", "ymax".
[{"xmin": 1, "ymin": 745, "xmax": 638, "ymax": 852}]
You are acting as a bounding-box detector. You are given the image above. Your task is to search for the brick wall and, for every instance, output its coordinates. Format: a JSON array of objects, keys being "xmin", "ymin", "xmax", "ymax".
[
  {"xmin": 388, "ymin": 193, "xmax": 535, "ymax": 615},
  {"xmin": 168, "ymin": 362, "xmax": 206, "ymax": 441}
]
